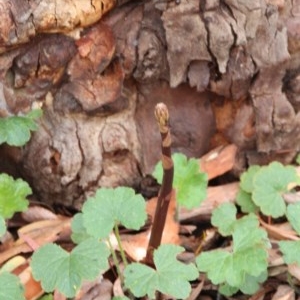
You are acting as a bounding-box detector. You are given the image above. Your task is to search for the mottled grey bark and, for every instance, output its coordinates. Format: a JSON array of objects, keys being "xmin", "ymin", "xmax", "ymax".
[{"xmin": 0, "ymin": 0, "xmax": 299, "ymax": 207}]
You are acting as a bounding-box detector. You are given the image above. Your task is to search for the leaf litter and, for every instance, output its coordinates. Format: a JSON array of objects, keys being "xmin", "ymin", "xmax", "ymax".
[{"xmin": 2, "ymin": 144, "xmax": 300, "ymax": 299}]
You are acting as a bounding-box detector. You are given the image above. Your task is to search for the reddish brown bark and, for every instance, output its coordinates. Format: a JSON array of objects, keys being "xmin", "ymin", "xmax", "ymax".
[{"xmin": 0, "ymin": 0, "xmax": 299, "ymax": 207}]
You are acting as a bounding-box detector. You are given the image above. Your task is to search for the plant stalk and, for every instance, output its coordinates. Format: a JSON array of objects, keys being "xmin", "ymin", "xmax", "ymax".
[
  {"xmin": 107, "ymin": 238, "xmax": 123, "ymax": 283},
  {"xmin": 114, "ymin": 223, "xmax": 128, "ymax": 267},
  {"xmin": 145, "ymin": 103, "xmax": 174, "ymax": 266}
]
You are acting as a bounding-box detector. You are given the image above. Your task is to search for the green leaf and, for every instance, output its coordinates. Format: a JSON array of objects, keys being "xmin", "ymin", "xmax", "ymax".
[
  {"xmin": 153, "ymin": 153, "xmax": 208, "ymax": 209},
  {"xmin": 240, "ymin": 165, "xmax": 260, "ymax": 193},
  {"xmin": 252, "ymin": 162, "xmax": 298, "ymax": 218},
  {"xmin": 82, "ymin": 187, "xmax": 146, "ymax": 239},
  {"xmin": 219, "ymin": 283, "xmax": 239, "ymax": 296},
  {"xmin": 71, "ymin": 213, "xmax": 91, "ymax": 244},
  {"xmin": 232, "ymin": 247, "xmax": 268, "ymax": 280},
  {"xmin": 196, "ymin": 250, "xmax": 231, "ymax": 285},
  {"xmin": 279, "ymin": 240, "xmax": 300, "ymax": 265},
  {"xmin": 233, "ymin": 214, "xmax": 269, "ymax": 252},
  {"xmin": 124, "ymin": 244, "xmax": 198, "ymax": 299},
  {"xmin": 236, "ymin": 189, "xmax": 258, "ymax": 213},
  {"xmin": 0, "ymin": 109, "xmax": 42, "ymax": 146},
  {"xmin": 197, "ymin": 248, "xmax": 268, "ymax": 293},
  {"xmin": 0, "ymin": 272, "xmax": 25, "ymax": 300},
  {"xmin": 296, "ymin": 153, "xmax": 300, "ymax": 165},
  {"xmin": 112, "ymin": 297, "xmax": 130, "ymax": 300},
  {"xmin": 286, "ymin": 203, "xmax": 300, "ymax": 235},
  {"xmin": 0, "ymin": 174, "xmax": 31, "ymax": 218},
  {"xmin": 31, "ymin": 239, "xmax": 109, "ymax": 298},
  {"xmin": 26, "ymin": 109, "xmax": 43, "ymax": 120},
  {"xmin": 196, "ymin": 212, "xmax": 269, "ymax": 294},
  {"xmin": 124, "ymin": 264, "xmax": 156, "ymax": 299},
  {"xmin": 0, "ymin": 215, "xmax": 6, "ymax": 237},
  {"xmin": 239, "ymin": 270, "xmax": 268, "ymax": 295},
  {"xmin": 211, "ymin": 203, "xmax": 237, "ymax": 236}
]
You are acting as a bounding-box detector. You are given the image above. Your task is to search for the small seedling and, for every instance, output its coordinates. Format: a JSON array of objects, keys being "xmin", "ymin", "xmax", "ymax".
[
  {"xmin": 196, "ymin": 203, "xmax": 270, "ymax": 295},
  {"xmin": 279, "ymin": 203, "xmax": 300, "ymax": 265},
  {"xmin": 237, "ymin": 162, "xmax": 300, "ymax": 217},
  {"xmin": 124, "ymin": 244, "xmax": 198, "ymax": 299},
  {"xmin": 0, "ymin": 109, "xmax": 41, "ymax": 298},
  {"xmin": 0, "ymin": 109, "xmax": 42, "ymax": 146},
  {"xmin": 31, "ymin": 238, "xmax": 110, "ymax": 298},
  {"xmin": 199, "ymin": 161, "xmax": 300, "ymax": 296}
]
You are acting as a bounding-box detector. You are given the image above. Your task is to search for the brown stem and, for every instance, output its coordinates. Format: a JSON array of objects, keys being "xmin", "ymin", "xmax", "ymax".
[{"xmin": 145, "ymin": 103, "xmax": 174, "ymax": 266}]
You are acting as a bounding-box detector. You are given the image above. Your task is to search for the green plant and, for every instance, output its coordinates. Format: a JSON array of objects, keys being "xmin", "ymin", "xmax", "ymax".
[
  {"xmin": 124, "ymin": 244, "xmax": 198, "ymax": 299},
  {"xmin": 0, "ymin": 109, "xmax": 42, "ymax": 146},
  {"xmin": 196, "ymin": 203, "xmax": 270, "ymax": 295},
  {"xmin": 31, "ymin": 103, "xmax": 205, "ymax": 299},
  {"xmin": 197, "ymin": 161, "xmax": 300, "ymax": 296},
  {"xmin": 279, "ymin": 202, "xmax": 300, "ymax": 266},
  {"xmin": 236, "ymin": 162, "xmax": 300, "ymax": 217},
  {"xmin": 0, "ymin": 109, "xmax": 42, "ymax": 300},
  {"xmin": 31, "ymin": 238, "xmax": 110, "ymax": 298},
  {"xmin": 5, "ymin": 104, "xmax": 300, "ymax": 299},
  {"xmin": 32, "ymin": 183, "xmax": 202, "ymax": 299}
]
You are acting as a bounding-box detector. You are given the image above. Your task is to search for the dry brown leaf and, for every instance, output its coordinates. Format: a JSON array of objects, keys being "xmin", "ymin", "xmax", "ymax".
[
  {"xmin": 74, "ymin": 275, "xmax": 107, "ymax": 300},
  {"xmin": 288, "ymin": 263, "xmax": 300, "ymax": 282},
  {"xmin": 268, "ymin": 247, "xmax": 285, "ymax": 268},
  {"xmin": 0, "ymin": 219, "xmax": 71, "ymax": 265},
  {"xmin": 249, "ymin": 287, "xmax": 271, "ymax": 300},
  {"xmin": 0, "ymin": 255, "xmax": 26, "ymax": 272},
  {"xmin": 113, "ymin": 277, "xmax": 124, "ymax": 298},
  {"xmin": 18, "ymin": 266, "xmax": 43, "ymax": 300},
  {"xmin": 271, "ymin": 285, "xmax": 295, "ymax": 300},
  {"xmin": 54, "ymin": 290, "xmax": 67, "ymax": 300},
  {"xmin": 200, "ymin": 144, "xmax": 237, "ymax": 180},
  {"xmin": 21, "ymin": 206, "xmax": 58, "ymax": 223},
  {"xmin": 187, "ymin": 278, "xmax": 204, "ymax": 300},
  {"xmin": 260, "ymin": 219, "xmax": 299, "ymax": 241}
]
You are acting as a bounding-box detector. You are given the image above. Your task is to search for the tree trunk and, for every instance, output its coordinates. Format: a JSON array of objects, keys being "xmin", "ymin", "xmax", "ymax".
[{"xmin": 0, "ymin": 0, "xmax": 299, "ymax": 208}]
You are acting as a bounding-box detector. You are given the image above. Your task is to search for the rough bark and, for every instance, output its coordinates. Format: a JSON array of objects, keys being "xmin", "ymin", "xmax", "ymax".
[{"xmin": 0, "ymin": 0, "xmax": 299, "ymax": 207}]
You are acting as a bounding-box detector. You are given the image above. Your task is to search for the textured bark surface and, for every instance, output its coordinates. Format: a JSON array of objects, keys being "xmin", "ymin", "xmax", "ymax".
[{"xmin": 0, "ymin": 0, "xmax": 299, "ymax": 207}]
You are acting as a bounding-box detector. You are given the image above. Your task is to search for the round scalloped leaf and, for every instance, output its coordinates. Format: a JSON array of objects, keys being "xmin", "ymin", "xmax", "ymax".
[
  {"xmin": 153, "ymin": 153, "xmax": 208, "ymax": 209},
  {"xmin": 124, "ymin": 244, "xmax": 198, "ymax": 299},
  {"xmin": 197, "ymin": 213, "xmax": 269, "ymax": 292},
  {"xmin": 240, "ymin": 165, "xmax": 260, "ymax": 193},
  {"xmin": 211, "ymin": 203, "xmax": 237, "ymax": 236},
  {"xmin": 279, "ymin": 240, "xmax": 300, "ymax": 265},
  {"xmin": 0, "ymin": 174, "xmax": 31, "ymax": 219},
  {"xmin": 0, "ymin": 272, "xmax": 25, "ymax": 300},
  {"xmin": 233, "ymin": 214, "xmax": 269, "ymax": 252},
  {"xmin": 239, "ymin": 271, "xmax": 268, "ymax": 295},
  {"xmin": 0, "ymin": 109, "xmax": 42, "ymax": 147},
  {"xmin": 31, "ymin": 239, "xmax": 109, "ymax": 298},
  {"xmin": 196, "ymin": 250, "xmax": 231, "ymax": 285},
  {"xmin": 286, "ymin": 203, "xmax": 300, "ymax": 235},
  {"xmin": 252, "ymin": 162, "xmax": 298, "ymax": 218},
  {"xmin": 219, "ymin": 284, "xmax": 239, "ymax": 296},
  {"xmin": 236, "ymin": 189, "xmax": 259, "ymax": 213},
  {"xmin": 71, "ymin": 213, "xmax": 91, "ymax": 244},
  {"xmin": 82, "ymin": 187, "xmax": 146, "ymax": 239}
]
